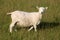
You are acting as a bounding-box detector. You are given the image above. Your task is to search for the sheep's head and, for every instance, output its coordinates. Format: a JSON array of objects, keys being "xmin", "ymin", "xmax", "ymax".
[{"xmin": 36, "ymin": 6, "xmax": 48, "ymax": 13}]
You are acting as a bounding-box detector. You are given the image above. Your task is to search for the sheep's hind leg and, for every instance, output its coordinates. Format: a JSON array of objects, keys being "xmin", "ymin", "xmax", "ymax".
[
  {"xmin": 9, "ymin": 22, "xmax": 16, "ymax": 33},
  {"xmin": 28, "ymin": 26, "xmax": 33, "ymax": 31}
]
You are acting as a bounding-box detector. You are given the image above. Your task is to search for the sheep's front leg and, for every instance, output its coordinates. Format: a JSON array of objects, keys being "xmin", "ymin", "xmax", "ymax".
[
  {"xmin": 33, "ymin": 25, "xmax": 37, "ymax": 32},
  {"xmin": 28, "ymin": 26, "xmax": 33, "ymax": 31},
  {"xmin": 10, "ymin": 22, "xmax": 16, "ymax": 33},
  {"xmin": 37, "ymin": 21, "xmax": 40, "ymax": 25}
]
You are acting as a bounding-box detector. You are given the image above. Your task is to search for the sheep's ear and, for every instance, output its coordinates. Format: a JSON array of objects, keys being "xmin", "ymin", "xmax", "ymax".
[
  {"xmin": 46, "ymin": 7, "xmax": 48, "ymax": 9},
  {"xmin": 36, "ymin": 6, "xmax": 39, "ymax": 9}
]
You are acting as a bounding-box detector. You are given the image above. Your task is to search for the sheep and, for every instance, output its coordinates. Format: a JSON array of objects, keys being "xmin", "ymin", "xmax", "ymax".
[{"xmin": 7, "ymin": 6, "xmax": 48, "ymax": 33}]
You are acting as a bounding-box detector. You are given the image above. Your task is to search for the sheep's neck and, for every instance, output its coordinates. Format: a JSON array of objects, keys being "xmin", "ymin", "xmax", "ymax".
[
  {"xmin": 37, "ymin": 12, "xmax": 42, "ymax": 17},
  {"xmin": 38, "ymin": 11, "xmax": 42, "ymax": 17}
]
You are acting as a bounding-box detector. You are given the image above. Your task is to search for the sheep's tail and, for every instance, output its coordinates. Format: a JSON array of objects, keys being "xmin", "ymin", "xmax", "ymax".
[{"xmin": 7, "ymin": 13, "xmax": 12, "ymax": 15}]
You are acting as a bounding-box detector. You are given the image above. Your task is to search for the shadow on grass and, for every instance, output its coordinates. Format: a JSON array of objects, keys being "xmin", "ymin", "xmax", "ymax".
[{"xmin": 37, "ymin": 22, "xmax": 60, "ymax": 29}]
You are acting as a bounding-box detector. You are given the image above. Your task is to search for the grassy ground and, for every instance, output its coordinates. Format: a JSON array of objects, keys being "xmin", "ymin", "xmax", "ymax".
[{"xmin": 0, "ymin": 0, "xmax": 60, "ymax": 40}]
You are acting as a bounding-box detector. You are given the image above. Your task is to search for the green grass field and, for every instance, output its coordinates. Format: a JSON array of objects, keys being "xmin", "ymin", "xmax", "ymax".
[{"xmin": 0, "ymin": 0, "xmax": 60, "ymax": 40}]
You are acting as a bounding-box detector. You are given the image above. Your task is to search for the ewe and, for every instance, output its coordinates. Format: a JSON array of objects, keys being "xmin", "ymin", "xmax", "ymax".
[{"xmin": 7, "ymin": 6, "xmax": 48, "ymax": 33}]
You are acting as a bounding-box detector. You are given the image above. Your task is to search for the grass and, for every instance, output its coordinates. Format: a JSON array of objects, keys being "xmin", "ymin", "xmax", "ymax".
[{"xmin": 0, "ymin": 0, "xmax": 60, "ymax": 40}]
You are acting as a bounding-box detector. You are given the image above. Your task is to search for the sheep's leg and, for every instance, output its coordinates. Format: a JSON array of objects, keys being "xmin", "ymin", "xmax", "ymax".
[
  {"xmin": 10, "ymin": 22, "xmax": 16, "ymax": 33},
  {"xmin": 37, "ymin": 21, "xmax": 40, "ymax": 25},
  {"xmin": 33, "ymin": 25, "xmax": 37, "ymax": 32},
  {"xmin": 28, "ymin": 26, "xmax": 33, "ymax": 31}
]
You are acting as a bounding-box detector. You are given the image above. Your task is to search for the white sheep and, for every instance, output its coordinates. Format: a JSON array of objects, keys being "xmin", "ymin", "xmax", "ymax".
[{"xmin": 7, "ymin": 6, "xmax": 48, "ymax": 33}]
